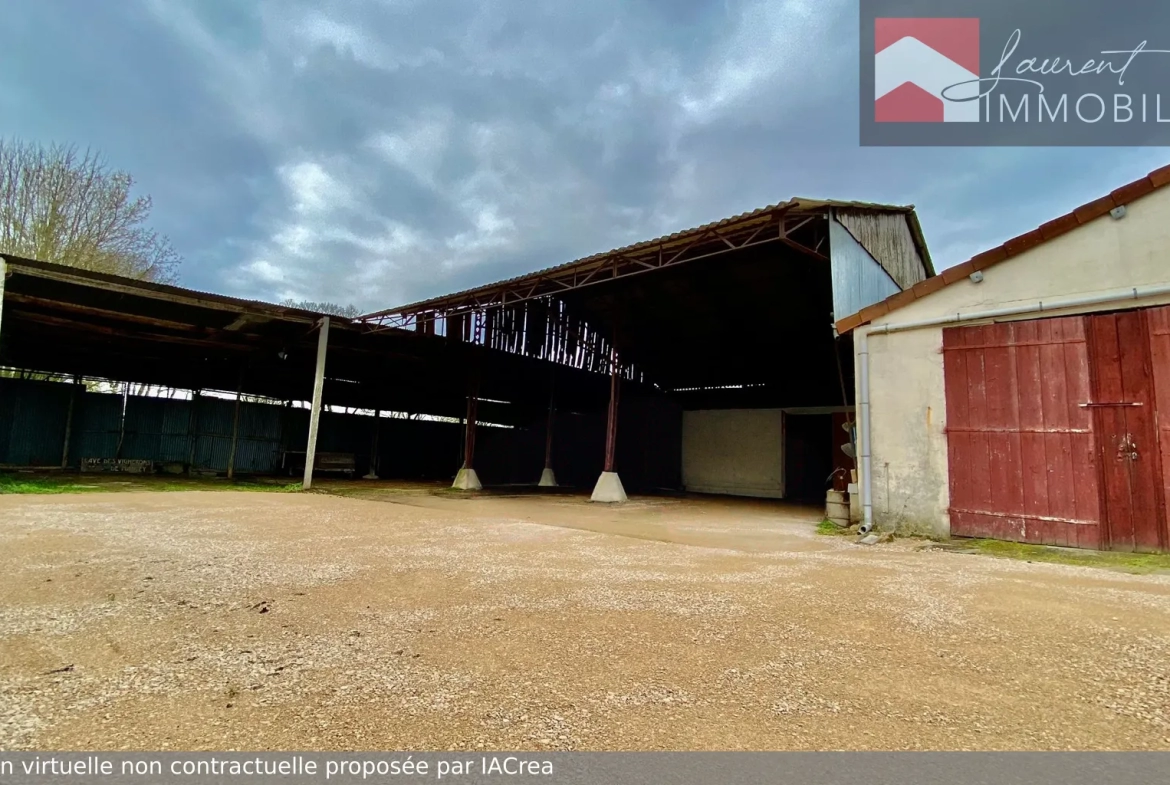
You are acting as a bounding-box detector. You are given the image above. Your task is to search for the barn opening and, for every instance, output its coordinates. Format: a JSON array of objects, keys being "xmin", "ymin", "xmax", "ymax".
[
  {"xmin": 0, "ymin": 199, "xmax": 930, "ymax": 503},
  {"xmin": 358, "ymin": 199, "xmax": 933, "ymax": 502}
]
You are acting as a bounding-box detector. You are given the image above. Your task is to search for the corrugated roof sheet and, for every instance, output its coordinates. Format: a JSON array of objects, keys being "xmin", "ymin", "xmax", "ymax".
[
  {"xmin": 363, "ymin": 197, "xmax": 930, "ymax": 319},
  {"xmin": 1, "ymin": 254, "xmax": 342, "ymax": 324}
]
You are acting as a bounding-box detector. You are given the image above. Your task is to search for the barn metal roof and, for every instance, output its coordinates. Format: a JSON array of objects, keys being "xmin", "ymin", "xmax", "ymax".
[
  {"xmin": 362, "ymin": 197, "xmax": 933, "ymax": 320},
  {"xmin": 0, "ymin": 254, "xmax": 621, "ymax": 423},
  {"xmin": 1, "ymin": 254, "xmax": 336, "ymax": 324}
]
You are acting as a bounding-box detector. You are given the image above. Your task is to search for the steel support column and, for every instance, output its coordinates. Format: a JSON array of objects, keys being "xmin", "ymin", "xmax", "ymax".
[
  {"xmin": 226, "ymin": 370, "xmax": 244, "ymax": 480},
  {"xmin": 61, "ymin": 375, "xmax": 80, "ymax": 469},
  {"xmin": 604, "ymin": 353, "xmax": 620, "ymax": 472},
  {"xmin": 364, "ymin": 410, "xmax": 380, "ymax": 480},
  {"xmin": 539, "ymin": 379, "xmax": 558, "ymax": 487},
  {"xmin": 463, "ymin": 394, "xmax": 478, "ymax": 469},
  {"xmin": 187, "ymin": 390, "xmax": 201, "ymax": 474},
  {"xmin": 303, "ymin": 316, "xmax": 330, "ymax": 490},
  {"xmin": 453, "ymin": 373, "xmax": 482, "ymax": 490},
  {"xmin": 591, "ymin": 348, "xmax": 627, "ymax": 502}
]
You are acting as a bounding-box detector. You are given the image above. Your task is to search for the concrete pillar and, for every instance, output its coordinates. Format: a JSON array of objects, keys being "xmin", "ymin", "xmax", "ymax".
[
  {"xmin": 591, "ymin": 349, "xmax": 626, "ymax": 503},
  {"xmin": 302, "ymin": 316, "xmax": 330, "ymax": 490},
  {"xmin": 539, "ymin": 384, "xmax": 557, "ymax": 487},
  {"xmin": 452, "ymin": 383, "xmax": 481, "ymax": 490}
]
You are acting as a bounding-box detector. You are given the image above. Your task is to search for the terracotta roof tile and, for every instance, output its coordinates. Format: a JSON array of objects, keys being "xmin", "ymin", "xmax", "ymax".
[
  {"xmin": 912, "ymin": 274, "xmax": 948, "ymax": 298},
  {"xmin": 835, "ymin": 162, "xmax": 1170, "ymax": 334},
  {"xmin": 1150, "ymin": 164, "xmax": 1170, "ymax": 188},
  {"xmin": 1074, "ymin": 195, "xmax": 1117, "ymax": 224},
  {"xmin": 1039, "ymin": 213, "xmax": 1080, "ymax": 241},
  {"xmin": 970, "ymin": 247, "xmax": 1008, "ymax": 271},
  {"xmin": 883, "ymin": 286, "xmax": 920, "ymax": 311},
  {"xmin": 835, "ymin": 313, "xmax": 864, "ymax": 334},
  {"xmin": 858, "ymin": 300, "xmax": 891, "ymax": 324},
  {"xmin": 941, "ymin": 260, "xmax": 976, "ymax": 285},
  {"xmin": 1002, "ymin": 228, "xmax": 1046, "ymax": 257},
  {"xmin": 1112, "ymin": 177, "xmax": 1156, "ymax": 206}
]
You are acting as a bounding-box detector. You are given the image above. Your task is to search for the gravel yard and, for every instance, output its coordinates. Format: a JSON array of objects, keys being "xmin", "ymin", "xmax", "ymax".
[{"xmin": 1, "ymin": 485, "xmax": 1169, "ymax": 751}]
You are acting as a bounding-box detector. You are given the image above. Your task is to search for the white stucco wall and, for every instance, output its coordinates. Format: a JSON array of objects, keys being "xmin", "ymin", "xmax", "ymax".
[
  {"xmin": 681, "ymin": 409, "xmax": 785, "ymax": 498},
  {"xmin": 859, "ymin": 185, "xmax": 1170, "ymax": 537}
]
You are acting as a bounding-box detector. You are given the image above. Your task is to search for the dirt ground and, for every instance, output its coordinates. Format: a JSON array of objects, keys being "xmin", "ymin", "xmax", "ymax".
[{"xmin": 1, "ymin": 483, "xmax": 1169, "ymax": 751}]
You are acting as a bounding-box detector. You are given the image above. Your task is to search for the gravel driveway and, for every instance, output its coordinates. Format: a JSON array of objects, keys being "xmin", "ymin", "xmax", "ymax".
[{"xmin": 1, "ymin": 488, "xmax": 1168, "ymax": 750}]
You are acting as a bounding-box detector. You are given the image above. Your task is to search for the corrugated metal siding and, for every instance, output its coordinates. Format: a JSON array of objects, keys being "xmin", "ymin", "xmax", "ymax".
[
  {"xmin": 121, "ymin": 396, "xmax": 194, "ymax": 464},
  {"xmin": 835, "ymin": 210, "xmax": 928, "ymax": 290},
  {"xmin": 0, "ymin": 378, "xmax": 73, "ymax": 466},
  {"xmin": 73, "ymin": 392, "xmax": 124, "ymax": 462},
  {"xmin": 188, "ymin": 397, "xmax": 285, "ymax": 473},
  {"xmin": 829, "ymin": 217, "xmax": 900, "ymax": 323},
  {"xmin": 0, "ymin": 378, "xmax": 684, "ymax": 487}
]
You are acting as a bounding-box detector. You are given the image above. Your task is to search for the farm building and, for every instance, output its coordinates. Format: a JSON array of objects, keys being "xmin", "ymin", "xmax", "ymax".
[
  {"xmin": 0, "ymin": 198, "xmax": 931, "ymax": 505},
  {"xmin": 836, "ymin": 165, "xmax": 1170, "ymax": 553},
  {"xmin": 357, "ymin": 198, "xmax": 933, "ymax": 501},
  {"xmin": 0, "ymin": 255, "xmax": 618, "ymax": 484}
]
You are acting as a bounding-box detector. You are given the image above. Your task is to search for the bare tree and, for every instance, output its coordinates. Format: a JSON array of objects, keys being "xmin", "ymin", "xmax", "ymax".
[
  {"xmin": 0, "ymin": 139, "xmax": 180, "ymax": 282},
  {"xmin": 281, "ymin": 300, "xmax": 361, "ymax": 318}
]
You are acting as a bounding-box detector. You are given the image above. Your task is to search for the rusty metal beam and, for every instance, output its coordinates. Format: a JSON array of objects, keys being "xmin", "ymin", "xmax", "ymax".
[
  {"xmin": 362, "ymin": 211, "xmax": 826, "ymax": 334},
  {"xmin": 360, "ymin": 208, "xmax": 821, "ymax": 329}
]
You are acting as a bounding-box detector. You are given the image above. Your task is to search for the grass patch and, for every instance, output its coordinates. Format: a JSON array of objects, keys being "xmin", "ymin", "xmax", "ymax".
[
  {"xmin": 959, "ymin": 538, "xmax": 1170, "ymax": 574},
  {"xmin": 0, "ymin": 474, "xmax": 104, "ymax": 495},
  {"xmin": 817, "ymin": 519, "xmax": 853, "ymax": 536},
  {"xmin": 0, "ymin": 472, "xmax": 303, "ymax": 495}
]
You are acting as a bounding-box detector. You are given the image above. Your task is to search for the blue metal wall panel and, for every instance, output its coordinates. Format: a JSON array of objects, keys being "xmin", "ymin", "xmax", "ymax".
[
  {"xmin": 829, "ymin": 215, "xmax": 901, "ymax": 322},
  {"xmin": 0, "ymin": 378, "xmax": 73, "ymax": 466},
  {"xmin": 186, "ymin": 398, "xmax": 285, "ymax": 473},
  {"xmin": 1, "ymin": 378, "xmax": 457, "ymax": 477},
  {"xmin": 73, "ymin": 392, "xmax": 125, "ymax": 462}
]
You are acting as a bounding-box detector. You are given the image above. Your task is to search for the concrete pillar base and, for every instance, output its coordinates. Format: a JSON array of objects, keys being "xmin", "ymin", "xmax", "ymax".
[
  {"xmin": 538, "ymin": 467, "xmax": 558, "ymax": 487},
  {"xmin": 452, "ymin": 467, "xmax": 482, "ymax": 491},
  {"xmin": 590, "ymin": 471, "xmax": 627, "ymax": 503}
]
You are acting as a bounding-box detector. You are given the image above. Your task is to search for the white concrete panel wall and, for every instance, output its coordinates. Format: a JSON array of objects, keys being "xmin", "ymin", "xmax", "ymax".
[
  {"xmin": 859, "ymin": 185, "xmax": 1170, "ymax": 537},
  {"xmin": 681, "ymin": 409, "xmax": 785, "ymax": 498}
]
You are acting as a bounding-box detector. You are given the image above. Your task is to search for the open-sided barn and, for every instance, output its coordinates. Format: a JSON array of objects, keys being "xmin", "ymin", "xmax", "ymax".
[{"xmin": 0, "ymin": 196, "xmax": 932, "ymax": 506}]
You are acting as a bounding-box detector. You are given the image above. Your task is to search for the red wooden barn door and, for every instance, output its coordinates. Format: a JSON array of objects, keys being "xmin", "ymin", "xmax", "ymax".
[
  {"xmin": 1149, "ymin": 306, "xmax": 1170, "ymax": 542},
  {"xmin": 943, "ymin": 317, "xmax": 1101, "ymax": 547},
  {"xmin": 1086, "ymin": 310, "xmax": 1168, "ymax": 552}
]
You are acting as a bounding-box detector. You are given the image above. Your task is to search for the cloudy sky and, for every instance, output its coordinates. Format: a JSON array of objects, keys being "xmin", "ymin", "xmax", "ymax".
[{"xmin": 3, "ymin": 0, "xmax": 1166, "ymax": 312}]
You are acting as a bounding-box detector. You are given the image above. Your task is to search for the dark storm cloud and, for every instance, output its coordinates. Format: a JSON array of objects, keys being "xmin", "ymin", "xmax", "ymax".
[{"xmin": 2, "ymin": 0, "xmax": 1166, "ymax": 311}]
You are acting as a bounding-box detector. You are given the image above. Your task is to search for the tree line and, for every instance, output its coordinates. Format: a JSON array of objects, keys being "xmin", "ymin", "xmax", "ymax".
[{"xmin": 0, "ymin": 139, "xmax": 359, "ymax": 317}]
